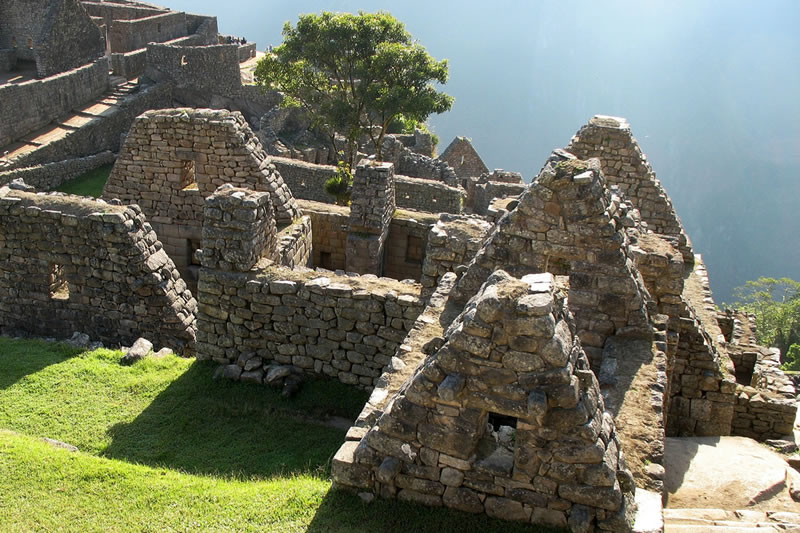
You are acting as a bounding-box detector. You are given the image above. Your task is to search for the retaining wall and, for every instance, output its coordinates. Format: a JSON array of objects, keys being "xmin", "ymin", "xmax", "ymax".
[
  {"xmin": 196, "ymin": 266, "xmax": 425, "ymax": 388},
  {"xmin": 0, "ymin": 151, "xmax": 115, "ymax": 190},
  {"xmin": 0, "ymin": 58, "xmax": 109, "ymax": 148}
]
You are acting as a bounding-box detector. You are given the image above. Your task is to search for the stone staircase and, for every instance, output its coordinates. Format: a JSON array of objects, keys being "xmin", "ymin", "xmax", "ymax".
[
  {"xmin": 664, "ymin": 508, "xmax": 800, "ymax": 532},
  {"xmin": 1, "ymin": 77, "xmax": 139, "ymax": 165}
]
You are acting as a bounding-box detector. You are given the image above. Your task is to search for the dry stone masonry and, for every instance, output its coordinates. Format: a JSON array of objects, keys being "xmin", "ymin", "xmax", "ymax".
[
  {"xmin": 454, "ymin": 151, "xmax": 652, "ymax": 368},
  {"xmin": 439, "ymin": 136, "xmax": 490, "ymax": 178},
  {"xmin": 345, "ymin": 161, "xmax": 396, "ymax": 276},
  {"xmin": 334, "ymin": 271, "xmax": 637, "ymax": 531},
  {"xmin": 567, "ymin": 115, "xmax": 693, "ymax": 263},
  {"xmin": 195, "ymin": 186, "xmax": 425, "ymax": 387},
  {"xmin": 103, "ymin": 108, "xmax": 300, "ymax": 285},
  {"xmin": 0, "ymin": 10, "xmax": 796, "ymax": 526},
  {"xmin": 0, "ymin": 185, "xmax": 196, "ymax": 351}
]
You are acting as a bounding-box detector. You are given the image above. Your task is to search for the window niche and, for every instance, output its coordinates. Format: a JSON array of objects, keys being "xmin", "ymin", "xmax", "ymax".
[
  {"xmin": 49, "ymin": 264, "xmax": 69, "ymax": 300},
  {"xmin": 180, "ymin": 160, "xmax": 197, "ymax": 190}
]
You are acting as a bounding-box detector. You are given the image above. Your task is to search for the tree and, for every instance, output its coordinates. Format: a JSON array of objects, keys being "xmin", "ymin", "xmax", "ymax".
[
  {"xmin": 254, "ymin": 11, "xmax": 453, "ymax": 165},
  {"xmin": 730, "ymin": 277, "xmax": 800, "ymax": 356}
]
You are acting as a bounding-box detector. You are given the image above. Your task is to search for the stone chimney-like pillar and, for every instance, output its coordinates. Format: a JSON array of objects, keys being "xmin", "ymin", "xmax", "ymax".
[
  {"xmin": 201, "ymin": 184, "xmax": 277, "ymax": 272},
  {"xmin": 345, "ymin": 160, "xmax": 395, "ymax": 275}
]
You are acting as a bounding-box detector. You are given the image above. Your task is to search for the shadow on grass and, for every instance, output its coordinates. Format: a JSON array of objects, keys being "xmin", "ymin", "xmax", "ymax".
[
  {"xmin": 307, "ymin": 488, "xmax": 563, "ymax": 533},
  {"xmin": 103, "ymin": 361, "xmax": 369, "ymax": 479},
  {"xmin": 0, "ymin": 338, "xmax": 80, "ymax": 390}
]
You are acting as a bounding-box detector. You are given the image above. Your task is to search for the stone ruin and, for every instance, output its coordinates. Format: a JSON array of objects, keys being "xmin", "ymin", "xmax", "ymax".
[
  {"xmin": 0, "ymin": 2, "xmax": 798, "ymax": 528},
  {"xmin": 2, "ymin": 108, "xmax": 799, "ymax": 530},
  {"xmin": 334, "ymin": 270, "xmax": 636, "ymax": 531}
]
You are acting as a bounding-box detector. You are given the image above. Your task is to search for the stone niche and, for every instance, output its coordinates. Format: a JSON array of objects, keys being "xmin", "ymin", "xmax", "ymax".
[{"xmin": 333, "ymin": 270, "xmax": 636, "ymax": 532}]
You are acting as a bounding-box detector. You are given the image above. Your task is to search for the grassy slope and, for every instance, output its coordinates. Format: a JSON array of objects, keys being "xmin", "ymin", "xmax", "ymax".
[
  {"xmin": 54, "ymin": 164, "xmax": 113, "ymax": 198},
  {"xmin": 0, "ymin": 338, "xmax": 553, "ymax": 532}
]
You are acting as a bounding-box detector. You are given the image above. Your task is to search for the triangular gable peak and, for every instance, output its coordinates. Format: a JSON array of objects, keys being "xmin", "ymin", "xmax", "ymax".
[
  {"xmin": 439, "ymin": 136, "xmax": 490, "ymax": 178},
  {"xmin": 453, "ymin": 151, "xmax": 652, "ymax": 367},
  {"xmin": 567, "ymin": 115, "xmax": 693, "ymax": 263},
  {"xmin": 337, "ymin": 271, "xmax": 635, "ymax": 530},
  {"xmin": 104, "ymin": 108, "xmax": 299, "ymax": 225}
]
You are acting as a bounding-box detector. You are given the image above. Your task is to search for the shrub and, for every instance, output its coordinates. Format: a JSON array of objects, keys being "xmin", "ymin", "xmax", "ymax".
[
  {"xmin": 781, "ymin": 343, "xmax": 800, "ymax": 371},
  {"xmin": 324, "ymin": 160, "xmax": 353, "ymax": 206}
]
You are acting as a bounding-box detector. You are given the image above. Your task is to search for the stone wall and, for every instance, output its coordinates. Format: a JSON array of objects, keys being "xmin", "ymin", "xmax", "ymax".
[
  {"xmin": 334, "ymin": 271, "xmax": 636, "ymax": 531},
  {"xmin": 197, "ymin": 267, "xmax": 425, "ymax": 388},
  {"xmin": 0, "ymin": 49, "xmax": 16, "ymax": 72},
  {"xmin": 0, "ymin": 151, "xmax": 114, "ymax": 190},
  {"xmin": 103, "ymin": 108, "xmax": 299, "ymax": 226},
  {"xmin": 111, "ymin": 48, "xmax": 147, "ymax": 79},
  {"xmin": 194, "ymin": 186, "xmax": 425, "ymax": 387},
  {"xmin": 82, "ymin": 1, "xmax": 166, "ymax": 24},
  {"xmin": 144, "ymin": 43, "xmax": 242, "ymax": 95},
  {"xmin": 567, "ymin": 115, "xmax": 693, "ymax": 263},
  {"xmin": 0, "ymin": 187, "xmax": 196, "ymax": 351},
  {"xmin": 276, "ymin": 215, "xmax": 312, "ymax": 269},
  {"xmin": 272, "ymin": 157, "xmax": 338, "ymax": 204},
  {"xmin": 439, "ymin": 136, "xmax": 489, "ymax": 178},
  {"xmin": 383, "ymin": 216, "xmax": 431, "ymax": 282},
  {"xmin": 454, "ymin": 151, "xmax": 652, "ymax": 368},
  {"xmin": 273, "ymin": 157, "xmax": 465, "ymax": 214},
  {"xmin": 201, "ymin": 185, "xmax": 278, "ymax": 271},
  {"xmin": 667, "ymin": 302, "xmax": 736, "ymax": 436},
  {"xmin": 3, "ymin": 81, "xmax": 171, "ymax": 170},
  {"xmin": 468, "ymin": 177, "xmax": 527, "ymax": 216},
  {"xmin": 420, "ymin": 215, "xmax": 493, "ymax": 296},
  {"xmin": 298, "ymin": 201, "xmax": 349, "ymax": 272},
  {"xmin": 0, "ymin": 0, "xmax": 104, "ymax": 78},
  {"xmin": 108, "ymin": 11, "xmax": 188, "ymax": 53},
  {"xmin": 346, "ymin": 161, "xmax": 396, "ymax": 275},
  {"xmin": 237, "ymin": 43, "xmax": 257, "ymax": 62},
  {"xmin": 395, "ymin": 175, "xmax": 464, "ymax": 214},
  {"xmin": 399, "ymin": 151, "xmax": 459, "ymax": 187},
  {"xmin": 733, "ymin": 355, "xmax": 797, "ymax": 440},
  {"xmin": 724, "ymin": 312, "xmax": 798, "ymax": 440},
  {"xmin": 0, "ymin": 58, "xmax": 109, "ymax": 148}
]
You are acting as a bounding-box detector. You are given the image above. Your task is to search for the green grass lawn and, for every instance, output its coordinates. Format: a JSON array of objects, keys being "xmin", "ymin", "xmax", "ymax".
[
  {"xmin": 54, "ymin": 164, "xmax": 113, "ymax": 198},
  {"xmin": 0, "ymin": 337, "xmax": 555, "ymax": 532}
]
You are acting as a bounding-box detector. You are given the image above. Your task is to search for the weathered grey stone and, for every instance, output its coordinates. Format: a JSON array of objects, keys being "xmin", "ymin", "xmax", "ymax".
[{"xmin": 121, "ymin": 337, "xmax": 153, "ymax": 365}]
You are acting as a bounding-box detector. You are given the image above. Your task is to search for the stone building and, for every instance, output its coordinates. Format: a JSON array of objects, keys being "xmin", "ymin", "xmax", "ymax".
[
  {"xmin": 0, "ymin": 3, "xmax": 796, "ymax": 528},
  {"xmin": 439, "ymin": 136, "xmax": 490, "ymax": 178},
  {"xmin": 0, "ymin": 0, "xmax": 104, "ymax": 78}
]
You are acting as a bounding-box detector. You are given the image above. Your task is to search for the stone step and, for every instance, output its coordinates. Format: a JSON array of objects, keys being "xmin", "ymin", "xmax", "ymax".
[
  {"xmin": 664, "ymin": 508, "xmax": 800, "ymax": 532},
  {"xmin": 664, "ymin": 523, "xmax": 790, "ymax": 533}
]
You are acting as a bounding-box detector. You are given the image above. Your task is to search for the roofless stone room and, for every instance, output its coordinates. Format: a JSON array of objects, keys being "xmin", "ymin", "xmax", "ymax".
[{"xmin": 1, "ymin": 1, "xmax": 799, "ymax": 532}]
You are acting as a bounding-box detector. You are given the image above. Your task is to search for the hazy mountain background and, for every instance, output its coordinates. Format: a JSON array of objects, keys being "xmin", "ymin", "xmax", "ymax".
[{"xmin": 164, "ymin": 0, "xmax": 800, "ymax": 303}]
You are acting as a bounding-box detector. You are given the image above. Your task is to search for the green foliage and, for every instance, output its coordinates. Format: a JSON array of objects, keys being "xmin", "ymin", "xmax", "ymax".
[
  {"xmin": 386, "ymin": 115, "xmax": 440, "ymax": 150},
  {"xmin": 324, "ymin": 160, "xmax": 353, "ymax": 205},
  {"xmin": 54, "ymin": 164, "xmax": 113, "ymax": 198},
  {"xmin": 254, "ymin": 11, "xmax": 453, "ymax": 164},
  {"xmin": 781, "ymin": 344, "xmax": 800, "ymax": 372},
  {"xmin": 0, "ymin": 337, "xmax": 553, "ymax": 532},
  {"xmin": 730, "ymin": 276, "xmax": 800, "ymax": 356}
]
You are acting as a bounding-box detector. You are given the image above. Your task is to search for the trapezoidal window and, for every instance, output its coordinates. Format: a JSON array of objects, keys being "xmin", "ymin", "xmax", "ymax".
[
  {"xmin": 49, "ymin": 263, "xmax": 69, "ymax": 300},
  {"xmin": 487, "ymin": 412, "xmax": 517, "ymax": 432},
  {"xmin": 180, "ymin": 160, "xmax": 197, "ymax": 190}
]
